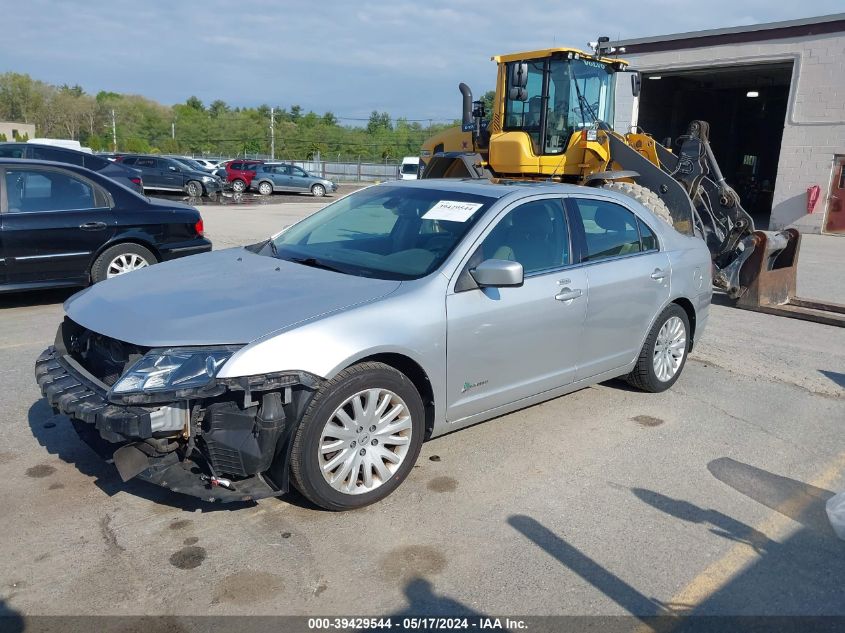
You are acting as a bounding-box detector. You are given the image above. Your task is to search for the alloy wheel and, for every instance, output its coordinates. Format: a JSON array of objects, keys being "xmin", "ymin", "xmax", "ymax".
[
  {"xmin": 318, "ymin": 388, "xmax": 412, "ymax": 495},
  {"xmin": 106, "ymin": 253, "xmax": 149, "ymax": 278},
  {"xmin": 652, "ymin": 316, "xmax": 686, "ymax": 382}
]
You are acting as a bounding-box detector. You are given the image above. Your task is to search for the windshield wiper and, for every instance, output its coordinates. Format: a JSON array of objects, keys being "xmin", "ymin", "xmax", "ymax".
[
  {"xmin": 288, "ymin": 256, "xmax": 345, "ymax": 274},
  {"xmin": 267, "ymin": 238, "xmax": 278, "ymax": 257}
]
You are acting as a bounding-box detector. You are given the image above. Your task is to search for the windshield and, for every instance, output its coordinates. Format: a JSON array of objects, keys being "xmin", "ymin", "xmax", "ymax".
[
  {"xmin": 504, "ymin": 57, "xmax": 615, "ymax": 155},
  {"xmin": 265, "ymin": 185, "xmax": 495, "ymax": 280},
  {"xmin": 401, "ymin": 162, "xmax": 419, "ymax": 174}
]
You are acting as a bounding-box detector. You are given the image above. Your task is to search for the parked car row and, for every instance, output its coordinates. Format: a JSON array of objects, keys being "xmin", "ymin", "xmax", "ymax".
[{"xmin": 213, "ymin": 159, "xmax": 338, "ymax": 197}]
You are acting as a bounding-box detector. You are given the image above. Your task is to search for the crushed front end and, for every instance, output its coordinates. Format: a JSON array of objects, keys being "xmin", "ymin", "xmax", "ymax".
[{"xmin": 35, "ymin": 318, "xmax": 320, "ymax": 502}]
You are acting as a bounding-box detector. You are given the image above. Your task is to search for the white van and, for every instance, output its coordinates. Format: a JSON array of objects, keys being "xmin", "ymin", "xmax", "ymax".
[
  {"xmin": 28, "ymin": 138, "xmax": 92, "ymax": 154},
  {"xmin": 399, "ymin": 156, "xmax": 422, "ymax": 180}
]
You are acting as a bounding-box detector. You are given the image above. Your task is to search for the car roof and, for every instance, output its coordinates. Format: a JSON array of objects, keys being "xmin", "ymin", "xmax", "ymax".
[{"xmin": 374, "ymin": 178, "xmax": 598, "ymax": 200}]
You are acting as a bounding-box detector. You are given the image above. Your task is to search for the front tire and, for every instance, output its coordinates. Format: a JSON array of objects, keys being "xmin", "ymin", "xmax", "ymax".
[
  {"xmin": 311, "ymin": 183, "xmax": 326, "ymax": 197},
  {"xmin": 185, "ymin": 180, "xmax": 203, "ymax": 197},
  {"xmin": 231, "ymin": 178, "xmax": 246, "ymax": 193},
  {"xmin": 91, "ymin": 243, "xmax": 157, "ymax": 283},
  {"xmin": 290, "ymin": 362, "xmax": 425, "ymax": 510},
  {"xmin": 625, "ymin": 304, "xmax": 690, "ymax": 393}
]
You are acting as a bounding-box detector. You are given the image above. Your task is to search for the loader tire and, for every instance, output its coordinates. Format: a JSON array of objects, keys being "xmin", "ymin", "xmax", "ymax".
[{"xmin": 602, "ymin": 181, "xmax": 674, "ymax": 227}]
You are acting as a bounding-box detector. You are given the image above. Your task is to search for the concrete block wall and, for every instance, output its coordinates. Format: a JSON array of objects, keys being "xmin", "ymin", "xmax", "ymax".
[{"xmin": 613, "ymin": 32, "xmax": 845, "ymax": 230}]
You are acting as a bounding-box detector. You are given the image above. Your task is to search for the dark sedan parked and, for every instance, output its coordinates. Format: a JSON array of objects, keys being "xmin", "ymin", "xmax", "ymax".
[
  {"xmin": 0, "ymin": 158, "xmax": 211, "ymax": 292},
  {"xmin": 116, "ymin": 155, "xmax": 222, "ymax": 197},
  {"xmin": 0, "ymin": 143, "xmax": 144, "ymax": 194}
]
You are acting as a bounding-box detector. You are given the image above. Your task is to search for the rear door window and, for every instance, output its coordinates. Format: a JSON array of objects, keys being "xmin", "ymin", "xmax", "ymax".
[
  {"xmin": 135, "ymin": 158, "xmax": 157, "ymax": 168},
  {"xmin": 0, "ymin": 145, "xmax": 24, "ymax": 158},
  {"xmin": 571, "ymin": 198, "xmax": 642, "ymax": 262},
  {"xmin": 5, "ymin": 168, "xmax": 97, "ymax": 213}
]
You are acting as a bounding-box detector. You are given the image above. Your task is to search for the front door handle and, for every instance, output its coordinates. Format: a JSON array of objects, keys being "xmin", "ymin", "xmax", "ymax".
[
  {"xmin": 555, "ymin": 288, "xmax": 582, "ymax": 302},
  {"xmin": 79, "ymin": 221, "xmax": 107, "ymax": 231},
  {"xmin": 650, "ymin": 268, "xmax": 667, "ymax": 281}
]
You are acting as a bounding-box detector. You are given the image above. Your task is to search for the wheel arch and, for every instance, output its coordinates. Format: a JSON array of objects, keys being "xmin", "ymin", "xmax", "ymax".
[
  {"xmin": 89, "ymin": 236, "xmax": 161, "ymax": 269},
  {"xmin": 349, "ymin": 352, "xmax": 435, "ymax": 439},
  {"xmin": 671, "ymin": 297, "xmax": 697, "ymax": 350}
]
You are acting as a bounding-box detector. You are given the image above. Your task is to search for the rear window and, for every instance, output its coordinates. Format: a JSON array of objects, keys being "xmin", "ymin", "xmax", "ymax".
[
  {"xmin": 82, "ymin": 154, "xmax": 110, "ymax": 171},
  {"xmin": 30, "ymin": 145, "xmax": 84, "ymax": 166}
]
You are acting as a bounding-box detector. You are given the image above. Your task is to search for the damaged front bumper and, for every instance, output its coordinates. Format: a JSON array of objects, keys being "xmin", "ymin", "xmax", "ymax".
[{"xmin": 35, "ymin": 342, "xmax": 317, "ymax": 503}]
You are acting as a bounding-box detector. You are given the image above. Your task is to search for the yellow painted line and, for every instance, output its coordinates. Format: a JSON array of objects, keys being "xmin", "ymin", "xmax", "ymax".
[{"xmin": 666, "ymin": 451, "xmax": 845, "ymax": 615}]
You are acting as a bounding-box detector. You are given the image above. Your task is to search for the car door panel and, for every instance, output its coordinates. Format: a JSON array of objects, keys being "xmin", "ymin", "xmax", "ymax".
[
  {"xmin": 566, "ymin": 196, "xmax": 671, "ymax": 379},
  {"xmin": 2, "ymin": 167, "xmax": 116, "ymax": 283},
  {"xmin": 289, "ymin": 167, "xmax": 310, "ymax": 191},
  {"xmin": 446, "ymin": 269, "xmax": 587, "ymax": 421},
  {"xmin": 446, "ymin": 197, "xmax": 585, "ymax": 422}
]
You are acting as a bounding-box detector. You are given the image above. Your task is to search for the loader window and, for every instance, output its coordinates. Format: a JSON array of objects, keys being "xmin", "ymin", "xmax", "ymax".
[{"xmin": 504, "ymin": 57, "xmax": 615, "ymax": 156}]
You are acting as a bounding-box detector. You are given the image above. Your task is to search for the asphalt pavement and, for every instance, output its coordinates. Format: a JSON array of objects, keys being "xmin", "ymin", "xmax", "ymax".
[{"xmin": 0, "ymin": 200, "xmax": 843, "ymax": 619}]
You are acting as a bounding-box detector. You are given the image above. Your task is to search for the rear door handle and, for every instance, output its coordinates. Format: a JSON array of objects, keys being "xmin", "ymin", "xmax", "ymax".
[
  {"xmin": 79, "ymin": 221, "xmax": 107, "ymax": 231},
  {"xmin": 555, "ymin": 288, "xmax": 582, "ymax": 302},
  {"xmin": 650, "ymin": 268, "xmax": 667, "ymax": 280}
]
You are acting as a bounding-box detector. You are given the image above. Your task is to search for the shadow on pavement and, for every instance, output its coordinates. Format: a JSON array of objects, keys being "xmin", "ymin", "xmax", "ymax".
[
  {"xmin": 0, "ymin": 599, "xmax": 24, "ymax": 633},
  {"xmin": 27, "ymin": 398, "xmax": 254, "ymax": 513},
  {"xmin": 631, "ymin": 488, "xmax": 772, "ymax": 553},
  {"xmin": 507, "ymin": 514, "xmax": 665, "ymax": 617},
  {"xmin": 707, "ymin": 457, "xmax": 837, "ymax": 537},
  {"xmin": 0, "ymin": 288, "xmax": 76, "ymax": 309},
  {"xmin": 819, "ymin": 370, "xmax": 845, "ymax": 390}
]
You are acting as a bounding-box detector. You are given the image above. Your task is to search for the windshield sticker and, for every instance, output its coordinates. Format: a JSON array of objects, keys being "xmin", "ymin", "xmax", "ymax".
[{"xmin": 422, "ymin": 201, "xmax": 484, "ymax": 222}]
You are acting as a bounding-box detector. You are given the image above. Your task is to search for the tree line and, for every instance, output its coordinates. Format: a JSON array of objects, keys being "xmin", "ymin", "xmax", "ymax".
[{"xmin": 0, "ymin": 72, "xmax": 458, "ymax": 161}]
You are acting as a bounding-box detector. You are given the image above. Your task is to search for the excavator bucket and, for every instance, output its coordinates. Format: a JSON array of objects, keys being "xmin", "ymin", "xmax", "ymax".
[{"xmin": 735, "ymin": 229, "xmax": 845, "ymax": 326}]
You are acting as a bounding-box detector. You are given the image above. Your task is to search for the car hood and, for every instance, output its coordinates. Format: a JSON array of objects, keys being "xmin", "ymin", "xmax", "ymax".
[{"xmin": 65, "ymin": 248, "xmax": 401, "ymax": 347}]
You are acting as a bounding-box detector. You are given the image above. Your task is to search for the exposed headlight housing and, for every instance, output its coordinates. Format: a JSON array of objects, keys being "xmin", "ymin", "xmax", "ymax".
[
  {"xmin": 111, "ymin": 348, "xmax": 237, "ymax": 396},
  {"xmin": 201, "ymin": 175, "xmax": 215, "ymax": 183}
]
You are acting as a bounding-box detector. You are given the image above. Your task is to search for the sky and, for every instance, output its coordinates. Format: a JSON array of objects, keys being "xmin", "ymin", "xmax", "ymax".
[{"xmin": 1, "ymin": 0, "xmax": 842, "ymax": 123}]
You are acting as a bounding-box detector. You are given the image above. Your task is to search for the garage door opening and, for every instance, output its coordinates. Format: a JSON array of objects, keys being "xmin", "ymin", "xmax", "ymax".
[{"xmin": 637, "ymin": 62, "xmax": 792, "ymax": 229}]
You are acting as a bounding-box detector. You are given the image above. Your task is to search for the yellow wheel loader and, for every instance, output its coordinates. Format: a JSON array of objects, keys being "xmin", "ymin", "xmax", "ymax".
[{"xmin": 421, "ymin": 39, "xmax": 843, "ymax": 325}]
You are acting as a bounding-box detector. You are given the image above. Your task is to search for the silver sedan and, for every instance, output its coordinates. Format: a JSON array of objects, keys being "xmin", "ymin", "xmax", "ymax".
[{"xmin": 36, "ymin": 180, "xmax": 712, "ymax": 510}]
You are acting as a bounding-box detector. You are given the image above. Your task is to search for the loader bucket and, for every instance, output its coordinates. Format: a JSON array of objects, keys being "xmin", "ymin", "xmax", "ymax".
[{"xmin": 735, "ymin": 228, "xmax": 845, "ymax": 326}]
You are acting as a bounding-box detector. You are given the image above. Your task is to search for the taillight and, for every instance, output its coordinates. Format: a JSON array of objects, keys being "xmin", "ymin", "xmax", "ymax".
[
  {"xmin": 194, "ymin": 219, "xmax": 204, "ymax": 236},
  {"xmin": 130, "ymin": 177, "xmax": 142, "ymax": 186}
]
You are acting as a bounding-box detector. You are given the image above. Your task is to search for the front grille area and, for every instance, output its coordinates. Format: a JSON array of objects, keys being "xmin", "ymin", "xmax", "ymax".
[{"xmin": 61, "ymin": 318, "xmax": 148, "ymax": 386}]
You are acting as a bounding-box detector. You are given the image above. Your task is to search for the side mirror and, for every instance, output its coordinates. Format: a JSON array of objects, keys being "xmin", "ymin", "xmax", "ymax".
[
  {"xmin": 470, "ymin": 259, "xmax": 524, "ymax": 288},
  {"xmin": 508, "ymin": 62, "xmax": 528, "ymax": 101},
  {"xmin": 169, "ymin": 165, "xmax": 179, "ymax": 172},
  {"xmin": 631, "ymin": 72, "xmax": 641, "ymax": 98}
]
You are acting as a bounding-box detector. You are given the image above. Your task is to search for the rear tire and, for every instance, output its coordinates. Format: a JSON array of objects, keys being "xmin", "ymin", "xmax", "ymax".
[
  {"xmin": 258, "ymin": 181, "xmax": 273, "ymax": 196},
  {"xmin": 625, "ymin": 304, "xmax": 690, "ymax": 393},
  {"xmin": 91, "ymin": 243, "xmax": 157, "ymax": 284},
  {"xmin": 290, "ymin": 362, "xmax": 425, "ymax": 511},
  {"xmin": 231, "ymin": 178, "xmax": 246, "ymax": 193},
  {"xmin": 602, "ymin": 181, "xmax": 674, "ymax": 227}
]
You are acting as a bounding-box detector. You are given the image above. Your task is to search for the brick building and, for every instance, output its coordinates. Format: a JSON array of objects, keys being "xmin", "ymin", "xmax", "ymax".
[{"xmin": 612, "ymin": 13, "xmax": 845, "ymax": 234}]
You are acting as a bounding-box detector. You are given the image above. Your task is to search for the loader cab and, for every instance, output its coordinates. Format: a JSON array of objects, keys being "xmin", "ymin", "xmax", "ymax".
[{"xmin": 499, "ymin": 52, "xmax": 618, "ymax": 156}]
